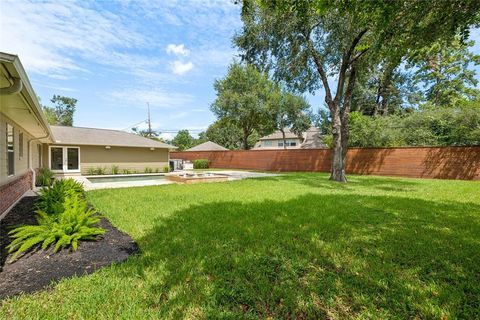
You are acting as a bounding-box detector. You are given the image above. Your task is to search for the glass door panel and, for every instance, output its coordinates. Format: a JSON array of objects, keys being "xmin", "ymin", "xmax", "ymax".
[
  {"xmin": 67, "ymin": 148, "xmax": 79, "ymax": 170},
  {"xmin": 50, "ymin": 147, "xmax": 63, "ymax": 171}
]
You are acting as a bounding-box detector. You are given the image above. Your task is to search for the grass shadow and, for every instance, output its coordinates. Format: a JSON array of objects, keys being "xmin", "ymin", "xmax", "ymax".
[
  {"xmin": 130, "ymin": 193, "xmax": 480, "ymax": 319},
  {"xmin": 258, "ymin": 172, "xmax": 420, "ymax": 193}
]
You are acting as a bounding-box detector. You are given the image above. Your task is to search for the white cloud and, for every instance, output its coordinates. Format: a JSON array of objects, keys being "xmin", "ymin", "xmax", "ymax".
[
  {"xmin": 171, "ymin": 61, "xmax": 194, "ymax": 75},
  {"xmin": 0, "ymin": 1, "xmax": 148, "ymax": 77},
  {"xmin": 106, "ymin": 87, "xmax": 194, "ymax": 109},
  {"xmin": 166, "ymin": 44, "xmax": 189, "ymax": 56},
  {"xmin": 159, "ymin": 132, "xmax": 175, "ymax": 140}
]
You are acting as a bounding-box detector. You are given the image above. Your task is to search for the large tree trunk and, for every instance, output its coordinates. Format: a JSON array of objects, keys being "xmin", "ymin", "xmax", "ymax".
[
  {"xmin": 330, "ymin": 110, "xmax": 347, "ymax": 182},
  {"xmin": 243, "ymin": 128, "xmax": 250, "ymax": 150},
  {"xmin": 307, "ymin": 29, "xmax": 366, "ymax": 183}
]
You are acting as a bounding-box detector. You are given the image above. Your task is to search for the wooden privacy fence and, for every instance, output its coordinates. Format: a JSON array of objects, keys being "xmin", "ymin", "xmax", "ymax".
[{"xmin": 171, "ymin": 146, "xmax": 480, "ymax": 180}]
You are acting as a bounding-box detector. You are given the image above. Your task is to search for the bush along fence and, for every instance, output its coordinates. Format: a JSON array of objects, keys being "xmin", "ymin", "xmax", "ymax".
[{"xmin": 171, "ymin": 146, "xmax": 480, "ymax": 180}]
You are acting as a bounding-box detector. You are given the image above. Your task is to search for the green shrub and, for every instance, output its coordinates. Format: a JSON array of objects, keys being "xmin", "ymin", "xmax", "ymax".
[
  {"xmin": 36, "ymin": 168, "xmax": 54, "ymax": 187},
  {"xmin": 144, "ymin": 167, "xmax": 153, "ymax": 173},
  {"xmin": 95, "ymin": 167, "xmax": 107, "ymax": 175},
  {"xmin": 122, "ymin": 169, "xmax": 131, "ymax": 174},
  {"xmin": 193, "ymin": 159, "xmax": 209, "ymax": 169},
  {"xmin": 111, "ymin": 165, "xmax": 119, "ymax": 175},
  {"xmin": 7, "ymin": 194, "xmax": 105, "ymax": 262},
  {"xmin": 87, "ymin": 167, "xmax": 96, "ymax": 175},
  {"xmin": 36, "ymin": 178, "xmax": 85, "ymax": 215},
  {"xmin": 163, "ymin": 166, "xmax": 170, "ymax": 173}
]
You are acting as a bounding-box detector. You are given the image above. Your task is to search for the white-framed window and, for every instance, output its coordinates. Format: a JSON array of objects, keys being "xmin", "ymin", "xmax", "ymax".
[
  {"xmin": 19, "ymin": 131, "xmax": 24, "ymax": 159},
  {"xmin": 278, "ymin": 141, "xmax": 284, "ymax": 147},
  {"xmin": 264, "ymin": 141, "xmax": 273, "ymax": 147},
  {"xmin": 49, "ymin": 146, "xmax": 80, "ymax": 172},
  {"xmin": 7, "ymin": 123, "xmax": 14, "ymax": 176}
]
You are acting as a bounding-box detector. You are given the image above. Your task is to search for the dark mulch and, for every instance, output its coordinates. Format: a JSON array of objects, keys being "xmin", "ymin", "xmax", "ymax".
[{"xmin": 0, "ymin": 196, "xmax": 139, "ymax": 299}]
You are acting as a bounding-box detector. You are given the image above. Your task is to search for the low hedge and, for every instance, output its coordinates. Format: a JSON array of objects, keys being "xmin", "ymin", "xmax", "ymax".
[{"xmin": 193, "ymin": 159, "xmax": 209, "ymax": 169}]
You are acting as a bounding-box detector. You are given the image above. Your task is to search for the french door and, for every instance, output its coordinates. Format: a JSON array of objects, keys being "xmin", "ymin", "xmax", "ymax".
[{"xmin": 49, "ymin": 146, "xmax": 80, "ymax": 173}]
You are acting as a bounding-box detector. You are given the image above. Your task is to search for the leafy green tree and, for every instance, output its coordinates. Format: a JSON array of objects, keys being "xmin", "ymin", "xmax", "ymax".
[
  {"xmin": 43, "ymin": 95, "xmax": 77, "ymax": 126},
  {"xmin": 412, "ymin": 37, "xmax": 480, "ymax": 107},
  {"xmin": 211, "ymin": 63, "xmax": 276, "ymax": 150},
  {"xmin": 268, "ymin": 91, "xmax": 311, "ymax": 148},
  {"xmin": 235, "ymin": 0, "xmax": 479, "ymax": 182},
  {"xmin": 352, "ymin": 63, "xmax": 421, "ymax": 116},
  {"xmin": 199, "ymin": 119, "xmax": 243, "ymax": 150},
  {"xmin": 171, "ymin": 129, "xmax": 195, "ymax": 151}
]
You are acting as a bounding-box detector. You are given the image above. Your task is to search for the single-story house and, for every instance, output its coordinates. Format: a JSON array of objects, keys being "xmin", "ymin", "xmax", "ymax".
[
  {"xmin": 253, "ymin": 127, "xmax": 327, "ymax": 150},
  {"xmin": 185, "ymin": 141, "xmax": 228, "ymax": 151},
  {"xmin": 0, "ymin": 52, "xmax": 175, "ymax": 216}
]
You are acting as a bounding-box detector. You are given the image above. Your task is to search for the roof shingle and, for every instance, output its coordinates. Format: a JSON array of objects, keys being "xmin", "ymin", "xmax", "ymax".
[
  {"xmin": 186, "ymin": 141, "xmax": 228, "ymax": 151},
  {"xmin": 50, "ymin": 126, "xmax": 176, "ymax": 149}
]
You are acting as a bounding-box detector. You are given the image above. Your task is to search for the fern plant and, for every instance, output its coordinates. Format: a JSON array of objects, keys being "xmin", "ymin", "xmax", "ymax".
[
  {"xmin": 36, "ymin": 168, "xmax": 54, "ymax": 187},
  {"xmin": 36, "ymin": 178, "xmax": 85, "ymax": 215},
  {"xmin": 7, "ymin": 194, "xmax": 105, "ymax": 262}
]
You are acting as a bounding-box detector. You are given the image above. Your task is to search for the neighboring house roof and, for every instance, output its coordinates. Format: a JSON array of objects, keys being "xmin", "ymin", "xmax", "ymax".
[
  {"xmin": 50, "ymin": 125, "xmax": 176, "ymax": 149},
  {"xmin": 254, "ymin": 127, "xmax": 327, "ymax": 149},
  {"xmin": 186, "ymin": 141, "xmax": 228, "ymax": 151},
  {"xmin": 258, "ymin": 128, "xmax": 300, "ymax": 140},
  {"xmin": 301, "ymin": 127, "xmax": 328, "ymax": 149}
]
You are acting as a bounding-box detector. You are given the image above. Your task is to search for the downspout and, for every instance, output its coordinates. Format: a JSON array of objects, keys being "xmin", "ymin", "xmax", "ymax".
[
  {"xmin": 0, "ymin": 77, "xmax": 22, "ymax": 95},
  {"xmin": 0, "ymin": 77, "xmax": 50, "ymax": 188},
  {"xmin": 28, "ymin": 133, "xmax": 50, "ymax": 189}
]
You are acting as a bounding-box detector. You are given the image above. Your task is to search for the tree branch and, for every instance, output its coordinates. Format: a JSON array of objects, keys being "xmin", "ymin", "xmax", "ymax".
[
  {"xmin": 334, "ymin": 29, "xmax": 368, "ymax": 105},
  {"xmin": 350, "ymin": 47, "xmax": 370, "ymax": 65},
  {"xmin": 305, "ymin": 38, "xmax": 334, "ymax": 110}
]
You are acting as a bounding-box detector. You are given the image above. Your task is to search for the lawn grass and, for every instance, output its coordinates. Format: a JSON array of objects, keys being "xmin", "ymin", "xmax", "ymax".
[{"xmin": 1, "ymin": 173, "xmax": 479, "ymax": 319}]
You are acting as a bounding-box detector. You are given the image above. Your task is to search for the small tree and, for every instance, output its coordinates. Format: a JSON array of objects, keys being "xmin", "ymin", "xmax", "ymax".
[
  {"xmin": 211, "ymin": 63, "xmax": 275, "ymax": 150},
  {"xmin": 200, "ymin": 119, "xmax": 245, "ymax": 150},
  {"xmin": 172, "ymin": 129, "xmax": 195, "ymax": 151},
  {"xmin": 43, "ymin": 95, "xmax": 77, "ymax": 126}
]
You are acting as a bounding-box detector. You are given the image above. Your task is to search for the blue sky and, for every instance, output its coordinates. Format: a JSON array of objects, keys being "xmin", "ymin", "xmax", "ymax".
[{"xmin": 0, "ymin": 1, "xmax": 478, "ymax": 140}]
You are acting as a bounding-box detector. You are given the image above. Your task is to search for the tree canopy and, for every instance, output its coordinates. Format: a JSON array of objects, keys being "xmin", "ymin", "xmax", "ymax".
[
  {"xmin": 211, "ymin": 63, "xmax": 275, "ymax": 149},
  {"xmin": 171, "ymin": 129, "xmax": 195, "ymax": 151},
  {"xmin": 43, "ymin": 95, "xmax": 77, "ymax": 126},
  {"xmin": 235, "ymin": 0, "xmax": 480, "ymax": 181}
]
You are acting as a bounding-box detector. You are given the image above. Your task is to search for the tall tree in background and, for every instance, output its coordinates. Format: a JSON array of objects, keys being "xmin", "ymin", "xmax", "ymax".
[
  {"xmin": 171, "ymin": 129, "xmax": 195, "ymax": 151},
  {"xmin": 43, "ymin": 95, "xmax": 77, "ymax": 126},
  {"xmin": 412, "ymin": 37, "xmax": 480, "ymax": 107},
  {"xmin": 235, "ymin": 0, "xmax": 479, "ymax": 182},
  {"xmin": 268, "ymin": 91, "xmax": 311, "ymax": 149},
  {"xmin": 131, "ymin": 127, "xmax": 167, "ymax": 143},
  {"xmin": 211, "ymin": 63, "xmax": 275, "ymax": 149},
  {"xmin": 352, "ymin": 63, "xmax": 421, "ymax": 116}
]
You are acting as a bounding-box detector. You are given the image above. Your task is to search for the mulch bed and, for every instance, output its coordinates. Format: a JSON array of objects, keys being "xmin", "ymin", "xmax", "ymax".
[{"xmin": 0, "ymin": 196, "xmax": 139, "ymax": 299}]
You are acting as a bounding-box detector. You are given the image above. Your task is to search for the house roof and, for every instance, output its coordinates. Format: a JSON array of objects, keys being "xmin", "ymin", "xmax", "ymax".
[
  {"xmin": 301, "ymin": 127, "xmax": 328, "ymax": 149},
  {"xmin": 186, "ymin": 141, "xmax": 228, "ymax": 151},
  {"xmin": 259, "ymin": 128, "xmax": 300, "ymax": 140},
  {"xmin": 0, "ymin": 52, "xmax": 53, "ymax": 141},
  {"xmin": 50, "ymin": 125, "xmax": 177, "ymax": 149}
]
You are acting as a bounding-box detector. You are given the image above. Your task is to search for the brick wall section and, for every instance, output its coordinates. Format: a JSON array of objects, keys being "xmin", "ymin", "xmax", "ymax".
[
  {"xmin": 171, "ymin": 146, "xmax": 480, "ymax": 180},
  {"xmin": 0, "ymin": 171, "xmax": 33, "ymax": 215}
]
